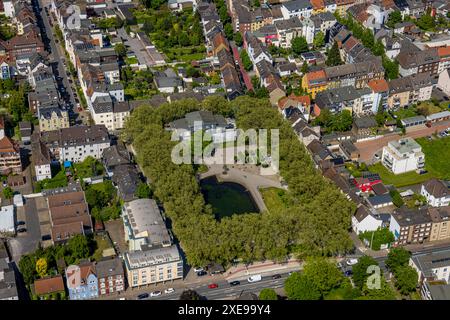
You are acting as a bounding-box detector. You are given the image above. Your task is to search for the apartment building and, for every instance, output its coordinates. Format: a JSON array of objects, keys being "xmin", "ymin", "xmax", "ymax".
[
  {"xmin": 429, "ymin": 206, "xmax": 450, "ymax": 242},
  {"xmin": 389, "ymin": 207, "xmax": 432, "ymax": 245},
  {"xmin": 39, "ymin": 125, "xmax": 110, "ymax": 163},
  {"xmin": 437, "ymin": 46, "xmax": 450, "ymax": 74},
  {"xmin": 38, "ymin": 106, "xmax": 70, "ymax": 132},
  {"xmin": 96, "ymin": 257, "xmax": 125, "ymax": 296},
  {"xmin": 302, "ymin": 69, "xmax": 328, "ymax": 99},
  {"xmin": 32, "ymin": 139, "xmax": 52, "ymax": 181},
  {"xmin": 274, "ymin": 17, "xmax": 303, "ymax": 48},
  {"xmin": 421, "ymin": 179, "xmax": 450, "ymax": 208},
  {"xmin": 410, "ymin": 249, "xmax": 450, "ymax": 300},
  {"xmin": 91, "ymin": 96, "xmax": 132, "ymax": 132},
  {"xmin": 0, "ymin": 136, "xmax": 22, "ymax": 175},
  {"xmin": 124, "ymin": 245, "xmax": 183, "ymax": 288},
  {"xmin": 397, "ymin": 47, "xmax": 440, "ymax": 77},
  {"xmin": 382, "ymin": 137, "xmax": 425, "ymax": 174},
  {"xmin": 387, "ymin": 72, "xmax": 434, "ymax": 109},
  {"xmin": 280, "ymin": 0, "xmax": 314, "ymax": 20}
]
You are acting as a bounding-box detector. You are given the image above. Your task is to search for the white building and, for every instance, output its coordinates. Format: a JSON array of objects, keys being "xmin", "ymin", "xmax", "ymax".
[
  {"xmin": 438, "ymin": 69, "xmax": 450, "ymax": 96},
  {"xmin": 39, "ymin": 125, "xmax": 110, "ymax": 163},
  {"xmin": 421, "ymin": 179, "xmax": 450, "ymax": 208},
  {"xmin": 280, "ymin": 0, "xmax": 313, "ymax": 20},
  {"xmin": 352, "ymin": 205, "xmax": 383, "ymax": 234},
  {"xmin": 0, "ymin": 205, "xmax": 15, "ymax": 235},
  {"xmin": 122, "ymin": 199, "xmax": 172, "ymax": 252},
  {"xmin": 91, "ymin": 96, "xmax": 131, "ymax": 132},
  {"xmin": 2, "ymin": 0, "xmax": 15, "ymax": 17},
  {"xmin": 382, "ymin": 138, "xmax": 425, "ymax": 174}
]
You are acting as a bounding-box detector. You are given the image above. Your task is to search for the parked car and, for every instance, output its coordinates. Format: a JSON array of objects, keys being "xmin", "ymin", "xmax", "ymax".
[
  {"xmin": 17, "ymin": 228, "xmax": 27, "ymax": 233},
  {"xmin": 164, "ymin": 288, "xmax": 175, "ymax": 294},
  {"xmin": 208, "ymin": 283, "xmax": 218, "ymax": 289},
  {"xmin": 137, "ymin": 293, "xmax": 149, "ymax": 300},
  {"xmin": 229, "ymin": 280, "xmax": 240, "ymax": 286},
  {"xmin": 247, "ymin": 275, "xmax": 262, "ymax": 283},
  {"xmin": 16, "ymin": 221, "xmax": 25, "ymax": 226},
  {"xmin": 150, "ymin": 291, "xmax": 162, "ymax": 297},
  {"xmin": 346, "ymin": 258, "xmax": 358, "ymax": 266},
  {"xmin": 193, "ymin": 267, "xmax": 204, "ymax": 273},
  {"xmin": 344, "ymin": 270, "xmax": 353, "ymax": 277},
  {"xmin": 196, "ymin": 270, "xmax": 207, "ymax": 276},
  {"xmin": 272, "ymin": 274, "xmax": 281, "ymax": 279}
]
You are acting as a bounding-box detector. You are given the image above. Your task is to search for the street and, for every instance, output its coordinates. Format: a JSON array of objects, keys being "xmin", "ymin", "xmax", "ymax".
[{"xmin": 33, "ymin": 0, "xmax": 82, "ymax": 124}]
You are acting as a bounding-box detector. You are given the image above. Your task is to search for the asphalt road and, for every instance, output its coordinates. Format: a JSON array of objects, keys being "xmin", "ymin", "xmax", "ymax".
[
  {"xmin": 34, "ymin": 0, "xmax": 80, "ymax": 124},
  {"xmin": 137, "ymin": 273, "xmax": 289, "ymax": 301}
]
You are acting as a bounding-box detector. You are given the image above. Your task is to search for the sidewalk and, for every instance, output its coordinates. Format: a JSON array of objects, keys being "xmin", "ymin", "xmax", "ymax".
[{"xmin": 224, "ymin": 259, "xmax": 303, "ymax": 281}]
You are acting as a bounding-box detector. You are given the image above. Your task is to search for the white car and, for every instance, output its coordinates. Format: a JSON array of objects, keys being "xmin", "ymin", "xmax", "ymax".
[
  {"xmin": 247, "ymin": 275, "xmax": 262, "ymax": 283},
  {"xmin": 346, "ymin": 258, "xmax": 359, "ymax": 266},
  {"xmin": 164, "ymin": 288, "xmax": 175, "ymax": 294},
  {"xmin": 150, "ymin": 291, "xmax": 162, "ymax": 297},
  {"xmin": 193, "ymin": 267, "xmax": 204, "ymax": 273}
]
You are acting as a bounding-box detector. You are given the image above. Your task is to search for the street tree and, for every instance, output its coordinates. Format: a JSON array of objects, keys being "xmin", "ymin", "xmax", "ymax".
[
  {"xmin": 352, "ymin": 256, "xmax": 379, "ymax": 289},
  {"xmin": 386, "ymin": 247, "xmax": 411, "ymax": 272},
  {"xmin": 284, "ymin": 272, "xmax": 321, "ymax": 300},
  {"xmin": 394, "ymin": 265, "xmax": 418, "ymax": 295},
  {"xmin": 259, "ymin": 288, "xmax": 278, "ymax": 300},
  {"xmin": 179, "ymin": 290, "xmax": 202, "ymax": 300}
]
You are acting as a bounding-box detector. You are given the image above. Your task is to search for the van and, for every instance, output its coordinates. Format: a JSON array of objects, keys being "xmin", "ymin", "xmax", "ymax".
[{"xmin": 247, "ymin": 275, "xmax": 262, "ymax": 283}]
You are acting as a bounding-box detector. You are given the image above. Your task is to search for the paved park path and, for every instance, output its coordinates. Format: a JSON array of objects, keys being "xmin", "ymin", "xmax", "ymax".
[{"xmin": 199, "ymin": 165, "xmax": 282, "ymax": 212}]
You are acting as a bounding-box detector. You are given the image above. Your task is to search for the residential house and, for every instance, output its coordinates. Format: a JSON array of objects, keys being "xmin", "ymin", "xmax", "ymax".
[
  {"xmin": 0, "ymin": 256, "xmax": 18, "ymax": 300},
  {"xmin": 301, "ymin": 69, "xmax": 327, "ymax": 99},
  {"xmin": 314, "ymin": 86, "xmax": 370, "ymax": 116},
  {"xmin": 19, "ymin": 121, "xmax": 32, "ymax": 144},
  {"xmin": 66, "ymin": 261, "xmax": 98, "ymax": 300},
  {"xmin": 244, "ymin": 32, "xmax": 273, "ymax": 66},
  {"xmin": 111, "ymin": 164, "xmax": 140, "ymax": 202},
  {"xmin": 382, "ymin": 137, "xmax": 425, "ymax": 174},
  {"xmin": 353, "ymin": 116, "xmax": 377, "ymax": 136},
  {"xmin": 47, "ymin": 188, "xmax": 93, "ymax": 244},
  {"xmin": 367, "ymin": 78, "xmax": 389, "ymax": 111},
  {"xmin": 0, "ymin": 136, "xmax": 22, "ymax": 175},
  {"xmin": 32, "ymin": 139, "xmax": 52, "ymax": 181},
  {"xmin": 387, "ymin": 72, "xmax": 434, "ymax": 109},
  {"xmin": 39, "ymin": 125, "xmax": 111, "ymax": 163},
  {"xmin": 421, "ymin": 179, "xmax": 450, "ymax": 208},
  {"xmin": 0, "ymin": 205, "xmax": 14, "ymax": 236},
  {"xmin": 307, "ymin": 139, "xmax": 333, "ymax": 167},
  {"xmin": 102, "ymin": 142, "xmax": 131, "ymax": 177},
  {"xmin": 96, "ymin": 257, "xmax": 125, "ymax": 296},
  {"xmin": 339, "ymin": 139, "xmax": 360, "ymax": 161},
  {"xmin": 352, "ymin": 205, "xmax": 384, "ymax": 234},
  {"xmin": 437, "ymin": 46, "xmax": 450, "ymax": 74},
  {"xmin": 351, "ymin": 172, "xmax": 382, "ymax": 193},
  {"xmin": 274, "ymin": 17, "xmax": 303, "ymax": 48},
  {"xmin": 34, "ymin": 275, "xmax": 66, "ymax": 300},
  {"xmin": 410, "ymin": 249, "xmax": 450, "ymax": 300},
  {"xmin": 428, "ymin": 206, "xmax": 450, "ymax": 242}
]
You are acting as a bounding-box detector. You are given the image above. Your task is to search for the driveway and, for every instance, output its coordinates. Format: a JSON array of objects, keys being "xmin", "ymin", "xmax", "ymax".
[
  {"xmin": 355, "ymin": 120, "xmax": 450, "ymax": 162},
  {"xmin": 8, "ymin": 198, "xmax": 41, "ymax": 262}
]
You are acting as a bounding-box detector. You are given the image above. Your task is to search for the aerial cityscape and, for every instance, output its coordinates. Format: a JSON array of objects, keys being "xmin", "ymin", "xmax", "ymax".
[{"xmin": 0, "ymin": 0, "xmax": 450, "ymax": 303}]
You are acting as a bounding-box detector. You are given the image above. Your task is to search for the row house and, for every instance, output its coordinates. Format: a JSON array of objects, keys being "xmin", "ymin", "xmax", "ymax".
[
  {"xmin": 38, "ymin": 105, "xmax": 70, "ymax": 133},
  {"xmin": 12, "ymin": 1, "xmax": 38, "ymax": 35},
  {"xmin": 313, "ymin": 85, "xmax": 373, "ymax": 116},
  {"xmin": 301, "ymin": 69, "xmax": 328, "ymax": 98},
  {"xmin": 0, "ymin": 29, "xmax": 44, "ymax": 62},
  {"xmin": 232, "ymin": 2, "xmax": 283, "ymax": 34},
  {"xmin": 310, "ymin": 10, "xmax": 337, "ymax": 35},
  {"xmin": 244, "ymin": 32, "xmax": 273, "ymax": 66},
  {"xmin": 39, "ymin": 125, "xmax": 111, "ymax": 163},
  {"xmin": 397, "ymin": 47, "xmax": 440, "ymax": 77},
  {"xmin": 32, "ymin": 139, "xmax": 52, "ymax": 182},
  {"xmin": 387, "ymin": 72, "xmax": 434, "ymax": 109}
]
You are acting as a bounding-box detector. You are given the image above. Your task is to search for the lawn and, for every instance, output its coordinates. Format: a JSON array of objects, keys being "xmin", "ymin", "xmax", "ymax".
[
  {"xmin": 92, "ymin": 234, "xmax": 114, "ymax": 262},
  {"xmin": 260, "ymin": 187, "xmax": 290, "ymax": 214},
  {"xmin": 393, "ymin": 107, "xmax": 418, "ymax": 120},
  {"xmin": 368, "ymin": 163, "xmax": 434, "ymax": 188},
  {"xmin": 416, "ymin": 136, "xmax": 450, "ymax": 180},
  {"xmin": 72, "ymin": 157, "xmax": 104, "ymax": 179}
]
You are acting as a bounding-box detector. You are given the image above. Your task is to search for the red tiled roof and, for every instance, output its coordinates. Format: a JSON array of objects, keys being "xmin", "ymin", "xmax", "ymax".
[
  {"xmin": 278, "ymin": 94, "xmax": 311, "ymax": 109},
  {"xmin": 438, "ymin": 46, "xmax": 450, "ymax": 58},
  {"xmin": 368, "ymin": 79, "xmax": 389, "ymax": 93},
  {"xmin": 34, "ymin": 275, "xmax": 65, "ymax": 296}
]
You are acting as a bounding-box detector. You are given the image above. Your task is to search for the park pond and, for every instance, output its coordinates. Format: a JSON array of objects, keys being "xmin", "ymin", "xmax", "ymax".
[{"xmin": 200, "ymin": 176, "xmax": 259, "ymax": 220}]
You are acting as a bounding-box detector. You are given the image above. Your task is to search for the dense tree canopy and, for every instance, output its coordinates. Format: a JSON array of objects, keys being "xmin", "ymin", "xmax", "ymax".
[
  {"xmin": 386, "ymin": 247, "xmax": 411, "ymax": 272},
  {"xmin": 123, "ymin": 96, "xmax": 355, "ymax": 266},
  {"xmin": 326, "ymin": 41, "xmax": 343, "ymax": 67},
  {"xmin": 291, "ymin": 36, "xmax": 309, "ymax": 55},
  {"xmin": 352, "ymin": 256, "xmax": 379, "ymax": 289},
  {"xmin": 259, "ymin": 288, "xmax": 278, "ymax": 300},
  {"xmin": 285, "ymin": 272, "xmax": 321, "ymax": 300}
]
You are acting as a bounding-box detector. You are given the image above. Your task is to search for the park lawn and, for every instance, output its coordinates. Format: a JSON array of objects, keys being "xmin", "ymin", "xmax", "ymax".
[
  {"xmin": 260, "ymin": 187, "xmax": 290, "ymax": 214},
  {"xmin": 368, "ymin": 163, "xmax": 434, "ymax": 188},
  {"xmin": 416, "ymin": 136, "xmax": 450, "ymax": 180}
]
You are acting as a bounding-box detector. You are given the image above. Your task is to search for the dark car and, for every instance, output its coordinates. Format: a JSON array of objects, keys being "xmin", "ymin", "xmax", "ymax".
[
  {"xmin": 41, "ymin": 235, "xmax": 51, "ymax": 241},
  {"xmin": 229, "ymin": 280, "xmax": 240, "ymax": 286},
  {"xmin": 272, "ymin": 274, "xmax": 281, "ymax": 279},
  {"xmin": 16, "ymin": 221, "xmax": 25, "ymax": 226},
  {"xmin": 197, "ymin": 270, "xmax": 207, "ymax": 277},
  {"xmin": 137, "ymin": 293, "xmax": 149, "ymax": 300},
  {"xmin": 17, "ymin": 228, "xmax": 27, "ymax": 233},
  {"xmin": 344, "ymin": 270, "xmax": 353, "ymax": 277}
]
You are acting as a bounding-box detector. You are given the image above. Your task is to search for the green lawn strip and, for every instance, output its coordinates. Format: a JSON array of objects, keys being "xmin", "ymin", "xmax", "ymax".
[
  {"xmin": 368, "ymin": 163, "xmax": 434, "ymax": 188},
  {"xmin": 416, "ymin": 136, "xmax": 450, "ymax": 180},
  {"xmin": 260, "ymin": 187, "xmax": 289, "ymax": 214}
]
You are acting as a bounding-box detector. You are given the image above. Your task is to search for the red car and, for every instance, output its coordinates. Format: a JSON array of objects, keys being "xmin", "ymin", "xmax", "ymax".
[{"xmin": 208, "ymin": 283, "xmax": 218, "ymax": 289}]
